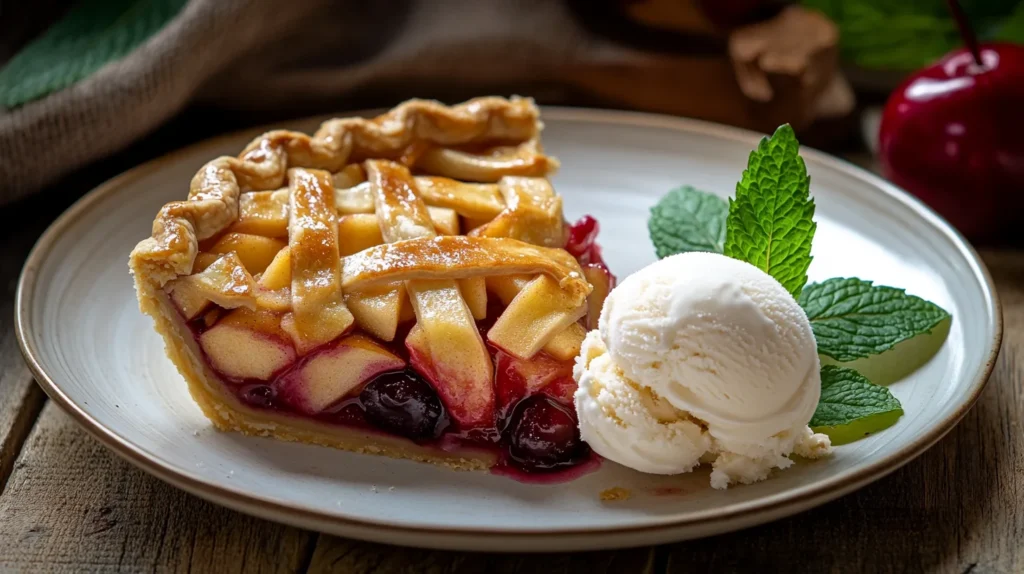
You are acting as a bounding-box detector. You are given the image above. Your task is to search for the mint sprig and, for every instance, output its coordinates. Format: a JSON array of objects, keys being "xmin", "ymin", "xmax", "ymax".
[
  {"xmin": 649, "ymin": 186, "xmax": 728, "ymax": 257},
  {"xmin": 723, "ymin": 124, "xmax": 816, "ymax": 298},
  {"xmin": 810, "ymin": 365, "xmax": 903, "ymax": 445},
  {"xmin": 643, "ymin": 123, "xmax": 952, "ymax": 446},
  {"xmin": 799, "ymin": 278, "xmax": 951, "ymax": 362}
]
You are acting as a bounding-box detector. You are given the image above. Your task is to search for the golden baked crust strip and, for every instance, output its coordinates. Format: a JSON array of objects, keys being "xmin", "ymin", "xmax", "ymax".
[
  {"xmin": 412, "ymin": 177, "xmax": 504, "ymax": 219},
  {"xmin": 470, "ymin": 176, "xmax": 564, "ymax": 247},
  {"xmin": 413, "ymin": 140, "xmax": 554, "ymax": 183},
  {"xmin": 130, "ymin": 96, "xmax": 546, "ymax": 288},
  {"xmin": 151, "ymin": 234, "xmax": 591, "ymax": 321},
  {"xmin": 366, "ymin": 159, "xmax": 494, "ymax": 424},
  {"xmin": 232, "ymin": 175, "xmax": 510, "ymax": 238},
  {"xmin": 341, "ymin": 236, "xmax": 590, "ymax": 305},
  {"xmin": 281, "ymin": 168, "xmax": 354, "ymax": 355}
]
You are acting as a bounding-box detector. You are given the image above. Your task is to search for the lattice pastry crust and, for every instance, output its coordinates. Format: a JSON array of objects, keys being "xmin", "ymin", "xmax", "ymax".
[{"xmin": 129, "ymin": 96, "xmax": 596, "ymax": 468}]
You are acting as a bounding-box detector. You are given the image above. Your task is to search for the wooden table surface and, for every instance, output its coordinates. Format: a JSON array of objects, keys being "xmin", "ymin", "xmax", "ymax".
[{"xmin": 0, "ymin": 112, "xmax": 1021, "ymax": 573}]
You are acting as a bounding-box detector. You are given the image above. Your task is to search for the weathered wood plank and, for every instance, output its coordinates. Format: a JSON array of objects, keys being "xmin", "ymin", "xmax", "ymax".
[
  {"xmin": 664, "ymin": 249, "xmax": 1024, "ymax": 573},
  {"xmin": 0, "ymin": 205, "xmax": 50, "ymax": 493},
  {"xmin": 0, "ymin": 306, "xmax": 46, "ymax": 494},
  {"xmin": 305, "ymin": 536, "xmax": 656, "ymax": 574},
  {"xmin": 0, "ymin": 402, "xmax": 318, "ymax": 573}
]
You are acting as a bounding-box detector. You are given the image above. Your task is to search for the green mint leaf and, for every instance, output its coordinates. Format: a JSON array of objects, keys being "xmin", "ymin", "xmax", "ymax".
[
  {"xmin": 799, "ymin": 277, "xmax": 951, "ymax": 362},
  {"xmin": 810, "ymin": 365, "xmax": 903, "ymax": 445},
  {"xmin": 648, "ymin": 186, "xmax": 728, "ymax": 257},
  {"xmin": 723, "ymin": 124, "xmax": 815, "ymax": 298}
]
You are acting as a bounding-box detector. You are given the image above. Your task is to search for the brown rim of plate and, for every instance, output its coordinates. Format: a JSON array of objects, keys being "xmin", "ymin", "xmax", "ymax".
[{"xmin": 15, "ymin": 107, "xmax": 1003, "ymax": 541}]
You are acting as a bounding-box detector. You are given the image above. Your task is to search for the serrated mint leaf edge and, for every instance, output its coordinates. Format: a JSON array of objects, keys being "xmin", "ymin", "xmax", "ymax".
[
  {"xmin": 800, "ymin": 277, "xmax": 952, "ymax": 362},
  {"xmin": 809, "ymin": 365, "xmax": 903, "ymax": 429},
  {"xmin": 648, "ymin": 186, "xmax": 728, "ymax": 257},
  {"xmin": 722, "ymin": 124, "xmax": 816, "ymax": 298}
]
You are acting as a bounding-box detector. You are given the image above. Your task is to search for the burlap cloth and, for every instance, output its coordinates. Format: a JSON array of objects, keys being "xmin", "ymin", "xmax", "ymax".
[{"xmin": 0, "ymin": 0, "xmax": 851, "ymax": 203}]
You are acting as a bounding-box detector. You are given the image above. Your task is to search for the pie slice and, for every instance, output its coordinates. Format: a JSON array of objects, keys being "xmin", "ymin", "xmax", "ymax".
[{"xmin": 129, "ymin": 96, "xmax": 612, "ymax": 475}]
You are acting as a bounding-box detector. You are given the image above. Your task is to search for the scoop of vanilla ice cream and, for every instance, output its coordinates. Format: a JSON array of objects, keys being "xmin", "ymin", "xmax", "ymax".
[
  {"xmin": 574, "ymin": 331, "xmax": 710, "ymax": 474},
  {"xmin": 599, "ymin": 252, "xmax": 822, "ymax": 452},
  {"xmin": 575, "ymin": 251, "xmax": 831, "ymax": 489}
]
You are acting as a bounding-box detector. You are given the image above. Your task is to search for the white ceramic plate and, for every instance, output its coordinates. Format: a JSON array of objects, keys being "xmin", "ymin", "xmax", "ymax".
[{"xmin": 17, "ymin": 108, "xmax": 1001, "ymax": 552}]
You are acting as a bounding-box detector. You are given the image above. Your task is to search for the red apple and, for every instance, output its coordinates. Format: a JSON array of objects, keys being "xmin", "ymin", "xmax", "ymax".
[{"xmin": 879, "ymin": 43, "xmax": 1024, "ymax": 240}]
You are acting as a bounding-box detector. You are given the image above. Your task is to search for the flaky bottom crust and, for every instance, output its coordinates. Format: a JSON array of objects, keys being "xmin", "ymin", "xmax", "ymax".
[{"xmin": 132, "ymin": 275, "xmax": 494, "ymax": 472}]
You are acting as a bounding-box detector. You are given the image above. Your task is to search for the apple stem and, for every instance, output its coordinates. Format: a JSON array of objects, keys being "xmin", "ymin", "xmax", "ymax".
[{"xmin": 946, "ymin": 0, "xmax": 982, "ymax": 66}]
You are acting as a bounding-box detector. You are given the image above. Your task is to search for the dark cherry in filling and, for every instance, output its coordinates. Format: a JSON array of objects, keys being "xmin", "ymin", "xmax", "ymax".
[
  {"xmin": 206, "ymin": 215, "xmax": 609, "ymax": 479},
  {"xmin": 504, "ymin": 395, "xmax": 590, "ymax": 472},
  {"xmin": 240, "ymin": 384, "xmax": 277, "ymax": 409},
  {"xmin": 359, "ymin": 369, "xmax": 449, "ymax": 440}
]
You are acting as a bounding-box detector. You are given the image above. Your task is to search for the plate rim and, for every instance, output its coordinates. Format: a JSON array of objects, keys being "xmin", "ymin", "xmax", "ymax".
[{"xmin": 15, "ymin": 106, "xmax": 1003, "ymax": 547}]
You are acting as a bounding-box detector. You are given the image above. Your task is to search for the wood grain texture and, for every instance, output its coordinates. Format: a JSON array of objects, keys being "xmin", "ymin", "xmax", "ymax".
[
  {"xmin": 0, "ymin": 206, "xmax": 50, "ymax": 494},
  {"xmin": 0, "ymin": 287, "xmax": 46, "ymax": 494},
  {"xmin": 0, "ymin": 402, "xmax": 318, "ymax": 573},
  {"xmin": 664, "ymin": 248, "xmax": 1023, "ymax": 573},
  {"xmin": 304, "ymin": 536, "xmax": 655, "ymax": 574}
]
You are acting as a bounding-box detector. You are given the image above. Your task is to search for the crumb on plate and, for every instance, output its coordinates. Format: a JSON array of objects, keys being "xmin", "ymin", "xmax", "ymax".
[{"xmin": 600, "ymin": 487, "xmax": 632, "ymax": 502}]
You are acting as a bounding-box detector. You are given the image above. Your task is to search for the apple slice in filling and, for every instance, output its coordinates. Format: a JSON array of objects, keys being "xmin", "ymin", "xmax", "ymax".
[
  {"xmin": 426, "ymin": 206, "xmax": 460, "ymax": 235},
  {"xmin": 231, "ymin": 189, "xmax": 290, "ymax": 238},
  {"xmin": 346, "ymin": 283, "xmax": 409, "ymax": 342},
  {"xmin": 405, "ymin": 318, "xmax": 494, "ymax": 429},
  {"xmin": 488, "ymin": 275, "xmax": 586, "ymax": 360},
  {"xmin": 167, "ymin": 252, "xmax": 258, "ymax": 321},
  {"xmin": 206, "ymin": 232, "xmax": 287, "ymax": 275},
  {"xmin": 486, "ymin": 275, "xmax": 585, "ymax": 360},
  {"xmin": 278, "ymin": 334, "xmax": 405, "ymax": 414},
  {"xmin": 582, "ymin": 264, "xmax": 613, "ymax": 331},
  {"xmin": 458, "ymin": 277, "xmax": 488, "ymax": 320},
  {"xmin": 257, "ymin": 247, "xmax": 291, "ymax": 289},
  {"xmin": 199, "ymin": 307, "xmax": 296, "ymax": 382},
  {"xmin": 543, "ymin": 322, "xmax": 586, "ymax": 361}
]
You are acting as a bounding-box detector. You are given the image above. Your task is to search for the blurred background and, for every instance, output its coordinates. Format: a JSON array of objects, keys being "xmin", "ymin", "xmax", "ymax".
[{"xmin": 1, "ymin": 0, "xmax": 1022, "ymax": 240}]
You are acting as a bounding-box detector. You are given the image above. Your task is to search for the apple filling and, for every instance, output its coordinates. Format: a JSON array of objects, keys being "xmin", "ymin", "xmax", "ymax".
[
  {"xmin": 171, "ymin": 207, "xmax": 611, "ymax": 474},
  {"xmin": 131, "ymin": 98, "xmax": 616, "ymax": 477}
]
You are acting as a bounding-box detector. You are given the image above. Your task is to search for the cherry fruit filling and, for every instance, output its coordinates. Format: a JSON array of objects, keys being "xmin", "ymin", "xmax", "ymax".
[
  {"xmin": 193, "ymin": 214, "xmax": 608, "ymax": 478},
  {"xmin": 565, "ymin": 214, "xmax": 599, "ymax": 259},
  {"xmin": 360, "ymin": 369, "xmax": 449, "ymax": 440},
  {"xmin": 241, "ymin": 384, "xmax": 277, "ymax": 409},
  {"xmin": 505, "ymin": 395, "xmax": 589, "ymax": 471},
  {"xmin": 566, "ymin": 215, "xmax": 612, "ymax": 278}
]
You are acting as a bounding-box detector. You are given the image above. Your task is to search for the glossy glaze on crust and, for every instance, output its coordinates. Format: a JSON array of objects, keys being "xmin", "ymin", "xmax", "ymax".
[
  {"xmin": 341, "ymin": 236, "xmax": 588, "ymax": 299},
  {"xmin": 131, "ymin": 96, "xmax": 554, "ymax": 288},
  {"xmin": 129, "ymin": 96, "xmax": 603, "ymax": 475}
]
